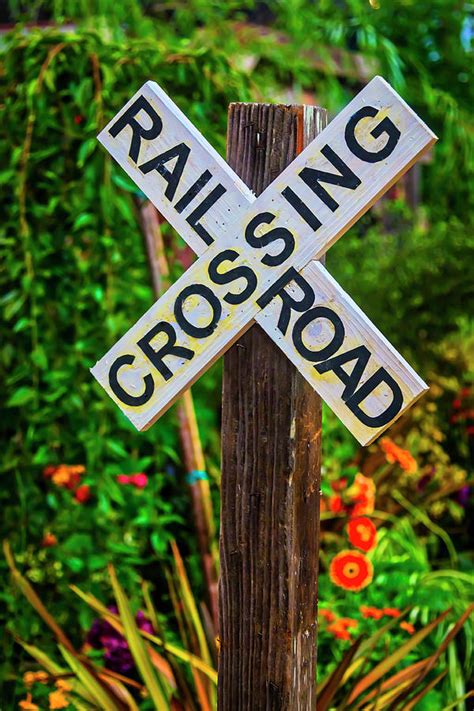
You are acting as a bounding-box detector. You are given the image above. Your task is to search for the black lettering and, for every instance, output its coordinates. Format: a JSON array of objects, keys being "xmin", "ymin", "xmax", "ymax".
[
  {"xmin": 186, "ymin": 184, "xmax": 227, "ymax": 246},
  {"xmin": 315, "ymin": 345, "xmax": 371, "ymax": 401},
  {"xmin": 108, "ymin": 354, "xmax": 155, "ymax": 406},
  {"xmin": 292, "ymin": 307, "xmax": 345, "ymax": 362},
  {"xmin": 299, "ymin": 144, "xmax": 361, "ymax": 212},
  {"xmin": 346, "ymin": 368, "xmax": 404, "ymax": 427},
  {"xmin": 109, "ymin": 95, "xmax": 163, "ymax": 163},
  {"xmin": 345, "ymin": 106, "xmax": 401, "ymax": 164},
  {"xmin": 174, "ymin": 170, "xmax": 213, "ymax": 213},
  {"xmin": 208, "ymin": 249, "xmax": 257, "ymax": 305},
  {"xmin": 174, "ymin": 284, "xmax": 222, "ymax": 338},
  {"xmin": 256, "ymin": 269, "xmax": 315, "ymax": 336},
  {"xmin": 139, "ymin": 143, "xmax": 191, "ymax": 201},
  {"xmin": 245, "ymin": 212, "xmax": 295, "ymax": 267},
  {"xmin": 137, "ymin": 322, "xmax": 194, "ymax": 381},
  {"xmin": 281, "ymin": 186, "xmax": 322, "ymax": 231}
]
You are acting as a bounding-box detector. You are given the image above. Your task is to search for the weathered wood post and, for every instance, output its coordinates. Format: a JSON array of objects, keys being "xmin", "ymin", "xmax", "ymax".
[{"xmin": 219, "ymin": 103, "xmax": 328, "ymax": 710}]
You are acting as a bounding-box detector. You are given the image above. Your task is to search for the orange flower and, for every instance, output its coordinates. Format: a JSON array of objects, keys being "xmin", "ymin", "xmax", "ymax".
[
  {"xmin": 23, "ymin": 671, "xmax": 48, "ymax": 687},
  {"xmin": 55, "ymin": 680, "xmax": 72, "ymax": 692},
  {"xmin": 41, "ymin": 532, "xmax": 57, "ymax": 548},
  {"xmin": 326, "ymin": 618, "xmax": 358, "ymax": 641},
  {"xmin": 319, "ymin": 608, "xmax": 336, "ymax": 623},
  {"xmin": 45, "ymin": 464, "xmax": 84, "ymax": 490},
  {"xmin": 380, "ymin": 438, "xmax": 417, "ymax": 474},
  {"xmin": 347, "ymin": 517, "xmax": 377, "ymax": 552},
  {"xmin": 400, "ymin": 621, "xmax": 415, "ymax": 634},
  {"xmin": 338, "ymin": 617, "xmax": 358, "ymax": 629},
  {"xmin": 48, "ymin": 689, "xmax": 70, "ymax": 709},
  {"xmin": 330, "ymin": 550, "xmax": 373, "ymax": 591},
  {"xmin": 383, "ymin": 608, "xmax": 401, "ymax": 618},
  {"xmin": 348, "ymin": 474, "xmax": 375, "ymax": 517},
  {"xmin": 19, "ymin": 694, "xmax": 39, "ymax": 711},
  {"xmin": 360, "ymin": 605, "xmax": 384, "ymax": 620}
]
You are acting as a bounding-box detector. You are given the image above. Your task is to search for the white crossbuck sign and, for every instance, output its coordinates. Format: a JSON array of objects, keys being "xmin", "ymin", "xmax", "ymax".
[{"xmin": 91, "ymin": 77, "xmax": 437, "ymax": 445}]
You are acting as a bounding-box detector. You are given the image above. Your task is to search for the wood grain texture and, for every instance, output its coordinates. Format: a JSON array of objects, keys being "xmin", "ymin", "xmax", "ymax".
[{"xmin": 219, "ymin": 103, "xmax": 326, "ymax": 711}]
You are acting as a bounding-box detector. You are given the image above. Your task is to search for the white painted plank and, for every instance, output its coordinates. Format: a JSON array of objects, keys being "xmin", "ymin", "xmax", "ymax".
[{"xmin": 92, "ymin": 76, "xmax": 436, "ymax": 441}]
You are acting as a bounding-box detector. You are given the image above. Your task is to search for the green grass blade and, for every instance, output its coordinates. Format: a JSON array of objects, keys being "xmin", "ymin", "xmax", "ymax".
[
  {"xmin": 59, "ymin": 645, "xmax": 120, "ymax": 711},
  {"xmin": 108, "ymin": 565, "xmax": 169, "ymax": 710},
  {"xmin": 71, "ymin": 584, "xmax": 217, "ymax": 683},
  {"xmin": 403, "ymin": 670, "xmax": 447, "ymax": 711}
]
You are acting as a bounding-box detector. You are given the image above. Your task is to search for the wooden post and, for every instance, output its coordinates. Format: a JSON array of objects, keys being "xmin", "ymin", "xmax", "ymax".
[{"xmin": 219, "ymin": 103, "xmax": 327, "ymax": 710}]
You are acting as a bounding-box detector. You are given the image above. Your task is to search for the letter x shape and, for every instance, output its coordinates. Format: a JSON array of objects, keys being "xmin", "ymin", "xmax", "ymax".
[{"xmin": 92, "ymin": 77, "xmax": 436, "ymax": 445}]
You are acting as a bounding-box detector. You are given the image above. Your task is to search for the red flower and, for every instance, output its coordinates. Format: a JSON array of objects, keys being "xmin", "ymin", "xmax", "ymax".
[
  {"xmin": 400, "ymin": 621, "xmax": 415, "ymax": 634},
  {"xmin": 329, "ymin": 550, "xmax": 373, "ymax": 592},
  {"xmin": 331, "ymin": 478, "xmax": 348, "ymax": 492},
  {"xmin": 347, "ymin": 517, "xmax": 377, "ymax": 552},
  {"xmin": 329, "ymin": 495, "xmax": 344, "ymax": 514},
  {"xmin": 117, "ymin": 473, "xmax": 148, "ymax": 488},
  {"xmin": 383, "ymin": 607, "xmax": 401, "ymax": 618},
  {"xmin": 452, "ymin": 398, "xmax": 462, "ymax": 409},
  {"xmin": 326, "ymin": 618, "xmax": 358, "ymax": 641},
  {"xmin": 74, "ymin": 485, "xmax": 91, "ymax": 503},
  {"xmin": 130, "ymin": 473, "xmax": 147, "ymax": 488},
  {"xmin": 41, "ymin": 532, "xmax": 57, "ymax": 548},
  {"xmin": 74, "ymin": 114, "xmax": 84, "ymax": 124},
  {"xmin": 360, "ymin": 605, "xmax": 384, "ymax": 620}
]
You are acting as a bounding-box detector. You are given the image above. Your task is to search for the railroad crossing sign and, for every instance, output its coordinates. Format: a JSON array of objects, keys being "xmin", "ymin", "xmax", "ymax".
[{"xmin": 91, "ymin": 77, "xmax": 436, "ymax": 445}]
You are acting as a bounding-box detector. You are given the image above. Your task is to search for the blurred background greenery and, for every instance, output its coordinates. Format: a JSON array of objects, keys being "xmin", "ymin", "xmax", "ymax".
[{"xmin": 0, "ymin": 0, "xmax": 473, "ymax": 709}]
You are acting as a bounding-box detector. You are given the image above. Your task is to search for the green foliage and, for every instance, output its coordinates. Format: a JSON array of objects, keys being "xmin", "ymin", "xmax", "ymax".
[{"xmin": 0, "ymin": 0, "xmax": 472, "ymax": 708}]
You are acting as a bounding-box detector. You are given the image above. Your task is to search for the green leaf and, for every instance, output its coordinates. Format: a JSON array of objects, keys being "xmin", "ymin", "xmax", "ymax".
[
  {"xmin": 59, "ymin": 645, "xmax": 119, "ymax": 711},
  {"xmin": 7, "ymin": 387, "xmax": 35, "ymax": 406}
]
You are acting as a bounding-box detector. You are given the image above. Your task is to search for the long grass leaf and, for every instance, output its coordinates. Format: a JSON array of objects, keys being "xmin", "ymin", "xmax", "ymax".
[
  {"xmin": 347, "ymin": 607, "xmax": 452, "ymax": 704},
  {"xmin": 15, "ymin": 638, "xmax": 96, "ymax": 706},
  {"xmin": 391, "ymin": 603, "xmax": 474, "ymax": 710},
  {"xmin": 170, "ymin": 541, "xmax": 212, "ymax": 666},
  {"xmin": 142, "ymin": 581, "xmax": 198, "ymax": 711},
  {"xmin": 342, "ymin": 611, "xmax": 410, "ymax": 684},
  {"xmin": 317, "ymin": 637, "xmax": 364, "ymax": 711},
  {"xmin": 352, "ymin": 657, "xmax": 431, "ymax": 709},
  {"xmin": 59, "ymin": 645, "xmax": 120, "ymax": 711},
  {"xmin": 108, "ymin": 565, "xmax": 169, "ymax": 710},
  {"xmin": 403, "ymin": 670, "xmax": 447, "ymax": 711},
  {"xmin": 71, "ymin": 585, "xmax": 216, "ymax": 683},
  {"xmin": 441, "ymin": 690, "xmax": 474, "ymax": 710},
  {"xmin": 97, "ymin": 673, "xmax": 141, "ymax": 711}
]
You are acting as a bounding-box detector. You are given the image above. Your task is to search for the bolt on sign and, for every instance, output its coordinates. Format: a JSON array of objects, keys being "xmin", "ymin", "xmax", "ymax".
[{"xmin": 91, "ymin": 77, "xmax": 437, "ymax": 446}]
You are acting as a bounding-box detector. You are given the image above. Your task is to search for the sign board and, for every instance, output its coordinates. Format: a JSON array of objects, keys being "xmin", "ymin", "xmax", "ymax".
[{"xmin": 92, "ymin": 77, "xmax": 436, "ymax": 445}]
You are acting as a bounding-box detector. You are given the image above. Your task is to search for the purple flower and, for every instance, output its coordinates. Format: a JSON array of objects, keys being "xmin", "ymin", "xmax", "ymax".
[
  {"xmin": 86, "ymin": 606, "xmax": 155, "ymax": 675},
  {"xmin": 458, "ymin": 485, "xmax": 470, "ymax": 508}
]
